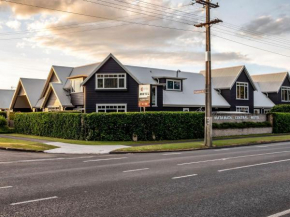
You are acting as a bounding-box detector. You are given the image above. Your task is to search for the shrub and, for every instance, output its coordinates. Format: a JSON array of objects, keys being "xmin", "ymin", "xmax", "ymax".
[
  {"xmin": 0, "ymin": 116, "xmax": 7, "ymax": 128},
  {"xmin": 9, "ymin": 112, "xmax": 16, "ymax": 121},
  {"xmin": 271, "ymin": 105, "xmax": 290, "ymax": 113},
  {"xmin": 213, "ymin": 122, "xmax": 271, "ymax": 129},
  {"xmin": 15, "ymin": 112, "xmax": 204, "ymax": 141},
  {"xmin": 272, "ymin": 113, "xmax": 290, "ymax": 133},
  {"xmin": 0, "ymin": 111, "xmax": 7, "ymax": 118}
]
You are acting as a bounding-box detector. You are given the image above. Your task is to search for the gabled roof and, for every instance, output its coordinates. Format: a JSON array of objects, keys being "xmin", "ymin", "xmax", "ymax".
[
  {"xmin": 41, "ymin": 83, "xmax": 73, "ymax": 108},
  {"xmin": 0, "ymin": 89, "xmax": 14, "ymax": 109},
  {"xmin": 82, "ymin": 53, "xmax": 141, "ymax": 86},
  {"xmin": 254, "ymin": 82, "xmax": 275, "ymax": 108},
  {"xmin": 252, "ymin": 72, "xmax": 289, "ymax": 93},
  {"xmin": 10, "ymin": 78, "xmax": 46, "ymax": 109},
  {"xmin": 200, "ymin": 65, "xmax": 257, "ymax": 90},
  {"xmin": 63, "ymin": 62, "xmax": 100, "ymax": 89}
]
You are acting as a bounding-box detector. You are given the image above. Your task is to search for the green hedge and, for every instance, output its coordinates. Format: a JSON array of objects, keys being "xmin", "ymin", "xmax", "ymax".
[
  {"xmin": 15, "ymin": 112, "xmax": 204, "ymax": 141},
  {"xmin": 271, "ymin": 105, "xmax": 290, "ymax": 113},
  {"xmin": 213, "ymin": 122, "xmax": 272, "ymax": 129},
  {"xmin": 0, "ymin": 111, "xmax": 7, "ymax": 118},
  {"xmin": 272, "ymin": 113, "xmax": 290, "ymax": 133},
  {"xmin": 0, "ymin": 116, "xmax": 7, "ymax": 128}
]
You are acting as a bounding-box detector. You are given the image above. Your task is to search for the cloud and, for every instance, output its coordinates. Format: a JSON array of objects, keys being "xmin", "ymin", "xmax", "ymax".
[
  {"xmin": 6, "ymin": 20, "xmax": 21, "ymax": 30},
  {"xmin": 243, "ymin": 15, "xmax": 290, "ymax": 36}
]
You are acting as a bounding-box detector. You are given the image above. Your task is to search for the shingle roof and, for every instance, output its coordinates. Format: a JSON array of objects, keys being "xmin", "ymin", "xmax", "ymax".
[
  {"xmin": 254, "ymin": 82, "xmax": 275, "ymax": 108},
  {"xmin": 20, "ymin": 78, "xmax": 46, "ymax": 108},
  {"xmin": 0, "ymin": 89, "xmax": 14, "ymax": 109},
  {"xmin": 252, "ymin": 72, "xmax": 288, "ymax": 93}
]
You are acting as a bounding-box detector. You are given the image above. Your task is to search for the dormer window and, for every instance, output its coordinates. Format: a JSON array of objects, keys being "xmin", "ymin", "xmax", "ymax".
[
  {"xmin": 71, "ymin": 78, "xmax": 83, "ymax": 93},
  {"xmin": 166, "ymin": 79, "xmax": 181, "ymax": 91},
  {"xmin": 96, "ymin": 73, "xmax": 126, "ymax": 89}
]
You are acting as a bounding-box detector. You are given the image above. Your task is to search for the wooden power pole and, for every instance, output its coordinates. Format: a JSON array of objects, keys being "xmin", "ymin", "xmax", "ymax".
[{"xmin": 194, "ymin": 0, "xmax": 222, "ymax": 147}]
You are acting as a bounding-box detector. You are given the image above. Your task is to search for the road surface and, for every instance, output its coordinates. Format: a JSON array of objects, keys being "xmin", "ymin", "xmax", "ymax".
[{"xmin": 1, "ymin": 142, "xmax": 290, "ymax": 217}]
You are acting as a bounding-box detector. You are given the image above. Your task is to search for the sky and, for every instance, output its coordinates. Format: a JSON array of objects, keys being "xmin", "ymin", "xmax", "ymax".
[{"xmin": 0, "ymin": 0, "xmax": 289, "ymax": 89}]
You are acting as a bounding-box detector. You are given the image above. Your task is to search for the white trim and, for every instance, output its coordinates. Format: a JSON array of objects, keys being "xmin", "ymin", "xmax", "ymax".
[
  {"xmin": 95, "ymin": 73, "xmax": 127, "ymax": 90},
  {"xmin": 236, "ymin": 82, "xmax": 249, "ymax": 100},
  {"xmin": 166, "ymin": 79, "xmax": 181, "ymax": 91},
  {"xmin": 281, "ymin": 86, "xmax": 290, "ymax": 102},
  {"xmin": 152, "ymin": 86, "xmax": 157, "ymax": 107},
  {"xmin": 254, "ymin": 109, "xmax": 260, "ymax": 114},
  {"xmin": 96, "ymin": 104, "xmax": 127, "ymax": 113},
  {"xmin": 183, "ymin": 108, "xmax": 190, "ymax": 112},
  {"xmin": 263, "ymin": 108, "xmax": 271, "ymax": 114},
  {"xmin": 230, "ymin": 66, "xmax": 257, "ymax": 91},
  {"xmin": 70, "ymin": 77, "xmax": 83, "ymax": 93},
  {"xmin": 236, "ymin": 106, "xmax": 249, "ymax": 113}
]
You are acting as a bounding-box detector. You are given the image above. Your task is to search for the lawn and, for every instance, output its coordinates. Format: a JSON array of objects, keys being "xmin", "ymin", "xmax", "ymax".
[
  {"xmin": 0, "ymin": 138, "xmax": 58, "ymax": 152},
  {"xmin": 113, "ymin": 134, "xmax": 290, "ymax": 153}
]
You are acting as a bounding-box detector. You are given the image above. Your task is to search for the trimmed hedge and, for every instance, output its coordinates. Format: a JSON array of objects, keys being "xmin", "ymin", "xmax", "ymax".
[
  {"xmin": 0, "ymin": 116, "xmax": 7, "ymax": 128},
  {"xmin": 0, "ymin": 111, "xmax": 7, "ymax": 118},
  {"xmin": 271, "ymin": 105, "xmax": 290, "ymax": 113},
  {"xmin": 213, "ymin": 122, "xmax": 272, "ymax": 129},
  {"xmin": 15, "ymin": 112, "xmax": 204, "ymax": 141},
  {"xmin": 272, "ymin": 113, "xmax": 290, "ymax": 133}
]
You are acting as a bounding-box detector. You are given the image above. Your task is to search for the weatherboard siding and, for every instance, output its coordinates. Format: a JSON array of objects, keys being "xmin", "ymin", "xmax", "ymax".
[
  {"xmin": 71, "ymin": 92, "xmax": 84, "ymax": 106},
  {"xmin": 268, "ymin": 77, "xmax": 290, "ymax": 105},
  {"xmin": 84, "ymin": 57, "xmax": 140, "ymax": 113}
]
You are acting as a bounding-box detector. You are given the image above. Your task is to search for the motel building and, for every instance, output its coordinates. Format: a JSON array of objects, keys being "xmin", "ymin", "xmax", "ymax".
[{"xmin": 5, "ymin": 54, "xmax": 290, "ymax": 114}]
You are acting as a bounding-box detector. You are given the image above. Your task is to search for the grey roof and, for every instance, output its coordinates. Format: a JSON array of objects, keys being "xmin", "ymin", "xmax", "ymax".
[
  {"xmin": 125, "ymin": 65, "xmax": 230, "ymax": 108},
  {"xmin": 52, "ymin": 66, "xmax": 73, "ymax": 85},
  {"xmin": 0, "ymin": 89, "xmax": 14, "ymax": 109},
  {"xmin": 254, "ymin": 82, "xmax": 275, "ymax": 108},
  {"xmin": 200, "ymin": 65, "xmax": 257, "ymax": 90},
  {"xmin": 51, "ymin": 83, "xmax": 73, "ymax": 107},
  {"xmin": 63, "ymin": 63, "xmax": 100, "ymax": 89},
  {"xmin": 21, "ymin": 78, "xmax": 46, "ymax": 107},
  {"xmin": 252, "ymin": 72, "xmax": 289, "ymax": 93}
]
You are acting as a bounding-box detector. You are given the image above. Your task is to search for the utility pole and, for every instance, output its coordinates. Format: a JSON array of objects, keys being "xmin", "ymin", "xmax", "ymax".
[{"xmin": 194, "ymin": 0, "xmax": 222, "ymax": 147}]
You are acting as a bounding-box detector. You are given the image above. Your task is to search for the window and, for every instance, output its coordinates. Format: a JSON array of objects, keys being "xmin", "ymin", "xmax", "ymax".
[
  {"xmin": 166, "ymin": 79, "xmax": 181, "ymax": 91},
  {"xmin": 183, "ymin": 108, "xmax": 190, "ymax": 112},
  {"xmin": 96, "ymin": 104, "xmax": 127, "ymax": 113},
  {"xmin": 264, "ymin": 109, "xmax": 271, "ymax": 114},
  {"xmin": 236, "ymin": 82, "xmax": 249, "ymax": 100},
  {"xmin": 151, "ymin": 86, "xmax": 157, "ymax": 106},
  {"xmin": 71, "ymin": 78, "xmax": 83, "ymax": 93},
  {"xmin": 281, "ymin": 87, "xmax": 290, "ymax": 102},
  {"xmin": 96, "ymin": 74, "xmax": 126, "ymax": 89},
  {"xmin": 236, "ymin": 106, "xmax": 249, "ymax": 113},
  {"xmin": 254, "ymin": 109, "xmax": 260, "ymax": 115}
]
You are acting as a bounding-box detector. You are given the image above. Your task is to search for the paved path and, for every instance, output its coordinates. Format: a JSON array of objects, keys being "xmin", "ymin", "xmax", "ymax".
[
  {"xmin": 0, "ymin": 135, "xmax": 129, "ymax": 154},
  {"xmin": 1, "ymin": 142, "xmax": 290, "ymax": 216}
]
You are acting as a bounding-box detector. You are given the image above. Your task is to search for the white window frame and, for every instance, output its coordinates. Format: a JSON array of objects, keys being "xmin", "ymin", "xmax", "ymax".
[
  {"xmin": 71, "ymin": 78, "xmax": 83, "ymax": 93},
  {"xmin": 96, "ymin": 73, "xmax": 127, "ymax": 90},
  {"xmin": 183, "ymin": 108, "xmax": 190, "ymax": 112},
  {"xmin": 281, "ymin": 86, "xmax": 290, "ymax": 102},
  {"xmin": 151, "ymin": 86, "xmax": 157, "ymax": 107},
  {"xmin": 264, "ymin": 109, "xmax": 271, "ymax": 114},
  {"xmin": 96, "ymin": 104, "xmax": 127, "ymax": 113},
  {"xmin": 254, "ymin": 109, "xmax": 260, "ymax": 114},
  {"xmin": 166, "ymin": 79, "xmax": 181, "ymax": 91},
  {"xmin": 236, "ymin": 106, "xmax": 249, "ymax": 113},
  {"xmin": 236, "ymin": 82, "xmax": 249, "ymax": 100}
]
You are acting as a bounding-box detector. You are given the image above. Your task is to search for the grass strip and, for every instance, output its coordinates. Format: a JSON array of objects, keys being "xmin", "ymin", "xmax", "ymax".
[
  {"xmin": 0, "ymin": 138, "xmax": 57, "ymax": 152},
  {"xmin": 113, "ymin": 135, "xmax": 290, "ymax": 153}
]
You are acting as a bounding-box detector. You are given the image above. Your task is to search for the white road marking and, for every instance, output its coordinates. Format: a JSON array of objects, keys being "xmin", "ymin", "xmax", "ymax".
[
  {"xmin": 0, "ymin": 186, "xmax": 12, "ymax": 189},
  {"xmin": 214, "ymin": 149, "xmax": 230, "ymax": 152},
  {"xmin": 268, "ymin": 208, "xmax": 290, "ymax": 217},
  {"xmin": 218, "ymin": 158, "xmax": 290, "ymax": 172},
  {"xmin": 0, "ymin": 156, "xmax": 95, "ymax": 164},
  {"xmin": 84, "ymin": 157, "xmax": 128, "ymax": 163},
  {"xmin": 11, "ymin": 196, "xmax": 58, "ymax": 206},
  {"xmin": 123, "ymin": 168, "xmax": 149, "ymax": 173},
  {"xmin": 178, "ymin": 150, "xmax": 290, "ymax": 166},
  {"xmin": 172, "ymin": 174, "xmax": 198, "ymax": 180},
  {"xmin": 162, "ymin": 153, "xmax": 182, "ymax": 156}
]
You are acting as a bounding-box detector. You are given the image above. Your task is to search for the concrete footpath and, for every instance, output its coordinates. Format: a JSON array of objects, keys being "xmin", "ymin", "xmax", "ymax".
[{"xmin": 0, "ymin": 135, "xmax": 129, "ymax": 154}]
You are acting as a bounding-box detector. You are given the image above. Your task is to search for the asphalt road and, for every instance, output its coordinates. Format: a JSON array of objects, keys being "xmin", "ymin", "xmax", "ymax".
[{"xmin": 1, "ymin": 143, "xmax": 290, "ymax": 217}]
